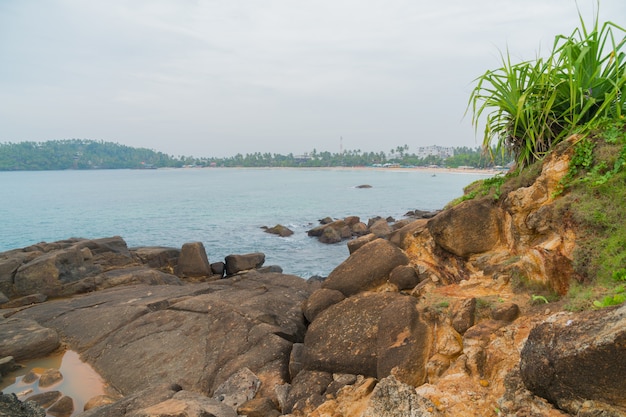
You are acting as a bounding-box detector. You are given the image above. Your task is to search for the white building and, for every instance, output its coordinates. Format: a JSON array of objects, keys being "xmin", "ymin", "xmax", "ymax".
[{"xmin": 415, "ymin": 145, "xmax": 455, "ymax": 159}]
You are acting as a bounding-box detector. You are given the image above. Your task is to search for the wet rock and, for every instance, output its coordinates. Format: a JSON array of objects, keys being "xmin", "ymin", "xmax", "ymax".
[
  {"xmin": 224, "ymin": 252, "xmax": 265, "ymax": 275},
  {"xmin": 22, "ymin": 370, "xmax": 39, "ymax": 384},
  {"xmin": 0, "ymin": 318, "xmax": 59, "ymax": 361},
  {"xmin": 47, "ymin": 395, "xmax": 74, "ymax": 417},
  {"xmin": 356, "ymin": 184, "xmax": 372, "ymax": 188},
  {"xmin": 24, "ymin": 391, "xmax": 62, "ymax": 408},
  {"xmin": 323, "ymin": 239, "xmax": 409, "ymax": 297},
  {"xmin": 362, "ymin": 375, "xmax": 442, "ymax": 417},
  {"xmin": 211, "ymin": 367, "xmax": 260, "ymax": 410},
  {"xmin": 0, "ymin": 356, "xmax": 20, "ymax": 376},
  {"xmin": 263, "ymin": 224, "xmax": 294, "ymax": 237},
  {"xmin": 83, "ymin": 394, "xmax": 120, "ymax": 411},
  {"xmin": 427, "ymin": 199, "xmax": 502, "ymax": 258},
  {"xmin": 351, "ymin": 222, "xmax": 369, "ymax": 236},
  {"xmin": 38, "ymin": 368, "xmax": 63, "ymax": 388},
  {"xmin": 303, "ymin": 288, "xmax": 346, "ymax": 323},
  {"xmin": 319, "ymin": 227, "xmax": 342, "ymax": 244},
  {"xmin": 520, "ymin": 305, "xmax": 626, "ymax": 415},
  {"xmin": 174, "ymin": 242, "xmax": 211, "ymax": 278},
  {"xmin": 0, "ymin": 393, "xmax": 46, "ymax": 417}
]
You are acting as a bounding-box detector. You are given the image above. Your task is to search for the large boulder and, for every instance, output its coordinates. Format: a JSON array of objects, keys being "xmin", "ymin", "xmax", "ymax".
[
  {"xmin": 427, "ymin": 199, "xmax": 502, "ymax": 258},
  {"xmin": 322, "ymin": 239, "xmax": 409, "ymax": 297},
  {"xmin": 520, "ymin": 305, "xmax": 626, "ymax": 415},
  {"xmin": 302, "ymin": 292, "xmax": 430, "ymax": 386},
  {"xmin": 225, "ymin": 253, "xmax": 265, "ymax": 275},
  {"xmin": 175, "ymin": 242, "xmax": 212, "ymax": 278},
  {"xmin": 132, "ymin": 246, "xmax": 180, "ymax": 269}
]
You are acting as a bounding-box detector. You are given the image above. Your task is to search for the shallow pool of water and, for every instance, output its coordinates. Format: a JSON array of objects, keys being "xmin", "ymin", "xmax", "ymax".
[{"xmin": 1, "ymin": 350, "xmax": 113, "ymax": 416}]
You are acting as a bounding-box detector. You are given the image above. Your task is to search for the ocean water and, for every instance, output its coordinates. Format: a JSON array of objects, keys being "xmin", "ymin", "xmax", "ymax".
[{"xmin": 0, "ymin": 168, "xmax": 491, "ymax": 277}]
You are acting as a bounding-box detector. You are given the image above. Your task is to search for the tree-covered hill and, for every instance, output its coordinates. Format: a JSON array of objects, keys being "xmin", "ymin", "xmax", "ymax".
[{"xmin": 0, "ymin": 139, "xmax": 182, "ymax": 170}]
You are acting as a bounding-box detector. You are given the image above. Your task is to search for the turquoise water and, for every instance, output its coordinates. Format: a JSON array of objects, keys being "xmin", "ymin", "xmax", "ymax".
[{"xmin": 0, "ymin": 168, "xmax": 490, "ymax": 277}]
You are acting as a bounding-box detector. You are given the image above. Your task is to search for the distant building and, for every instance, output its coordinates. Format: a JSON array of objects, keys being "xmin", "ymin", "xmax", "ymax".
[{"xmin": 416, "ymin": 145, "xmax": 455, "ymax": 159}]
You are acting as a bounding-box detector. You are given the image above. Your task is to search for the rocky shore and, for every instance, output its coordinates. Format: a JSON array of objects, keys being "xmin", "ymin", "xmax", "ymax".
[{"xmin": 1, "ymin": 144, "xmax": 626, "ymax": 417}]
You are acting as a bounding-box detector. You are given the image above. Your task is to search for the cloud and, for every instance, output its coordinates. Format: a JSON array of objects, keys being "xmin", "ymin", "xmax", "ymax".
[{"xmin": 1, "ymin": 0, "xmax": 625, "ymax": 157}]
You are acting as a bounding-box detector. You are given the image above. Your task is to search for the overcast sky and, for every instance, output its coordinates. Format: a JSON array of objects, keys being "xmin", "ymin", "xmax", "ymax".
[{"xmin": 1, "ymin": 1, "xmax": 624, "ymax": 157}]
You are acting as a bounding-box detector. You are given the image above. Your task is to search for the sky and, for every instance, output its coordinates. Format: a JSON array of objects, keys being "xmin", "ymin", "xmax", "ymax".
[{"xmin": 1, "ymin": 1, "xmax": 625, "ymax": 158}]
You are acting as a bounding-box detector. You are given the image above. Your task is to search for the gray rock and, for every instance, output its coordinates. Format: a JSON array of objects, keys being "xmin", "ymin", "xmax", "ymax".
[
  {"xmin": 175, "ymin": 242, "xmax": 211, "ymax": 278},
  {"xmin": 131, "ymin": 247, "xmax": 180, "ymax": 269},
  {"xmin": 283, "ymin": 370, "xmax": 333, "ymax": 414},
  {"xmin": 322, "ymin": 239, "xmax": 409, "ymax": 297},
  {"xmin": 24, "ymin": 391, "xmax": 62, "ymax": 409},
  {"xmin": 289, "ymin": 343, "xmax": 305, "ymax": 380},
  {"xmin": 362, "ymin": 376, "xmax": 442, "ymax": 417},
  {"xmin": 211, "ymin": 367, "xmax": 260, "ymax": 410},
  {"xmin": 0, "ymin": 318, "xmax": 59, "ymax": 361},
  {"xmin": 210, "ymin": 261, "xmax": 225, "ymax": 277},
  {"xmin": 1, "ymin": 293, "xmax": 47, "ymax": 309},
  {"xmin": 38, "ymin": 368, "xmax": 63, "ymax": 388},
  {"xmin": 0, "ymin": 393, "xmax": 46, "ymax": 417},
  {"xmin": 76, "ymin": 383, "xmax": 182, "ymax": 417},
  {"xmin": 224, "ymin": 253, "xmax": 265, "ymax": 275}
]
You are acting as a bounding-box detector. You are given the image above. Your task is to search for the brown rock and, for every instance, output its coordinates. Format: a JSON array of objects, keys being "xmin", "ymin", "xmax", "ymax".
[
  {"xmin": 25, "ymin": 390, "xmax": 62, "ymax": 408},
  {"xmin": 303, "ymin": 288, "xmax": 346, "ymax": 323},
  {"xmin": 0, "ymin": 318, "xmax": 59, "ymax": 361},
  {"xmin": 47, "ymin": 395, "xmax": 74, "ymax": 417},
  {"xmin": 369, "ymin": 218, "xmax": 393, "ymax": 238},
  {"xmin": 521, "ymin": 305, "xmax": 626, "ymax": 414},
  {"xmin": 131, "ymin": 246, "xmax": 180, "ymax": 269},
  {"xmin": 284, "ymin": 370, "xmax": 333, "ymax": 414},
  {"xmin": 83, "ymin": 394, "xmax": 119, "ymax": 411},
  {"xmin": 427, "ymin": 199, "xmax": 502, "ymax": 257},
  {"xmin": 0, "ymin": 293, "xmax": 47, "ymax": 309},
  {"xmin": 237, "ymin": 397, "xmax": 280, "ymax": 417},
  {"xmin": 322, "ymin": 239, "xmax": 409, "ymax": 297},
  {"xmin": 175, "ymin": 242, "xmax": 212, "ymax": 277},
  {"xmin": 319, "ymin": 227, "xmax": 342, "ymax": 244},
  {"xmin": 346, "ymin": 233, "xmax": 377, "ymax": 254},
  {"xmin": 224, "ymin": 252, "xmax": 265, "ymax": 275},
  {"xmin": 388, "ymin": 265, "xmax": 420, "ymax": 291},
  {"xmin": 263, "ymin": 224, "xmax": 294, "ymax": 237},
  {"xmin": 451, "ymin": 298, "xmax": 476, "ymax": 335},
  {"xmin": 39, "ymin": 368, "xmax": 63, "ymax": 388},
  {"xmin": 491, "ymin": 302, "xmax": 520, "ymax": 322}
]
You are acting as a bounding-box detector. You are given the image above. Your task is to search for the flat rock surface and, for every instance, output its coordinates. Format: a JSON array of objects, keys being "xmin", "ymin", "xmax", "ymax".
[
  {"xmin": 0, "ymin": 317, "xmax": 60, "ymax": 361},
  {"xmin": 9, "ymin": 272, "xmax": 313, "ymax": 397}
]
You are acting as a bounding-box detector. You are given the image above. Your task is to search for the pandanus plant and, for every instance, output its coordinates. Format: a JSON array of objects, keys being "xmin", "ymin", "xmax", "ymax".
[{"xmin": 469, "ymin": 5, "xmax": 626, "ymax": 170}]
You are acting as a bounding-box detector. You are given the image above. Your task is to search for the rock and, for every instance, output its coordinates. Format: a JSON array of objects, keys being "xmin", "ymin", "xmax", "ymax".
[
  {"xmin": 0, "ymin": 293, "xmax": 47, "ymax": 309},
  {"xmin": 450, "ymin": 298, "xmax": 476, "ymax": 335},
  {"xmin": 319, "ymin": 216, "xmax": 334, "ymax": 224},
  {"xmin": 175, "ymin": 242, "xmax": 212, "ymax": 278},
  {"xmin": 76, "ymin": 383, "xmax": 182, "ymax": 417},
  {"xmin": 0, "ymin": 356, "xmax": 20, "ymax": 376},
  {"xmin": 491, "ymin": 302, "xmax": 520, "ymax": 322},
  {"xmin": 323, "ymin": 239, "xmax": 409, "ymax": 297},
  {"xmin": 237, "ymin": 397, "xmax": 280, "ymax": 417},
  {"xmin": 24, "ymin": 391, "xmax": 62, "ymax": 408},
  {"xmin": 131, "ymin": 246, "xmax": 180, "ymax": 269},
  {"xmin": 47, "ymin": 395, "xmax": 74, "ymax": 417},
  {"xmin": 83, "ymin": 395, "xmax": 119, "ymax": 411},
  {"xmin": 362, "ymin": 375, "xmax": 442, "ymax": 417},
  {"xmin": 289, "ymin": 343, "xmax": 305, "ymax": 380},
  {"xmin": 325, "ymin": 373, "xmax": 358, "ymax": 397},
  {"xmin": 22, "ymin": 370, "xmax": 39, "ymax": 384},
  {"xmin": 0, "ymin": 393, "xmax": 46, "ymax": 417},
  {"xmin": 224, "ymin": 252, "xmax": 265, "ymax": 275},
  {"xmin": 427, "ymin": 199, "xmax": 502, "ymax": 258},
  {"xmin": 283, "ymin": 370, "xmax": 333, "ymax": 414},
  {"xmin": 303, "ymin": 292, "xmax": 429, "ymax": 385},
  {"xmin": 389, "ymin": 265, "xmax": 420, "ymax": 290},
  {"xmin": 356, "ymin": 184, "xmax": 372, "ymax": 188},
  {"xmin": 210, "ymin": 262, "xmax": 225, "ymax": 277},
  {"xmin": 211, "ymin": 367, "xmax": 260, "ymax": 410},
  {"xmin": 369, "ymin": 218, "xmax": 393, "ymax": 238},
  {"xmin": 92, "ymin": 267, "xmax": 182, "ymax": 291},
  {"xmin": 38, "ymin": 368, "xmax": 63, "ymax": 388},
  {"xmin": 0, "ymin": 318, "xmax": 59, "ymax": 361},
  {"xmin": 520, "ymin": 305, "xmax": 626, "ymax": 415},
  {"xmin": 319, "ymin": 227, "xmax": 342, "ymax": 244},
  {"xmin": 346, "ymin": 233, "xmax": 377, "ymax": 254},
  {"xmin": 0, "ymin": 291, "xmax": 8, "ymax": 305},
  {"xmin": 302, "ymin": 288, "xmax": 346, "ymax": 323},
  {"xmin": 263, "ymin": 224, "xmax": 294, "ymax": 237},
  {"xmin": 376, "ymin": 295, "xmax": 430, "ymax": 386},
  {"xmin": 388, "ymin": 219, "xmax": 429, "ymax": 250},
  {"xmin": 12, "ymin": 273, "xmax": 311, "ymax": 399}
]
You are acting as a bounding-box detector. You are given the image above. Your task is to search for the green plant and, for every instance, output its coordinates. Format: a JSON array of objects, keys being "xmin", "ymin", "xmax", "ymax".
[
  {"xmin": 593, "ymin": 285, "xmax": 626, "ymax": 308},
  {"xmin": 469, "ymin": 7, "xmax": 626, "ymax": 169},
  {"xmin": 531, "ymin": 294, "xmax": 549, "ymax": 304}
]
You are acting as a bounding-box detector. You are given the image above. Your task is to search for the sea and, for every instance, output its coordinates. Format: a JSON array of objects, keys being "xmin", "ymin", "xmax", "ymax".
[{"xmin": 0, "ymin": 168, "xmax": 492, "ymax": 278}]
